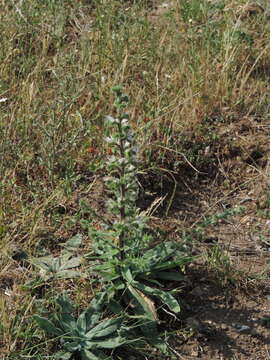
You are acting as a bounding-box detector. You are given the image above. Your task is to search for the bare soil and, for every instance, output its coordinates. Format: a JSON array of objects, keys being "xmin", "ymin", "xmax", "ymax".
[{"xmin": 141, "ymin": 109, "xmax": 270, "ymax": 359}]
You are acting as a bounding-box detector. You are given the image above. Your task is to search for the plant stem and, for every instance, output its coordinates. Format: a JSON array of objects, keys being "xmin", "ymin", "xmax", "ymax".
[{"xmin": 118, "ymin": 119, "xmax": 126, "ymax": 261}]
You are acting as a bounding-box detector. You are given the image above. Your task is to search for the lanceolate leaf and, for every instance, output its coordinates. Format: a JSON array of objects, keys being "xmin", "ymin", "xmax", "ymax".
[
  {"xmin": 31, "ymin": 256, "xmax": 54, "ymax": 271},
  {"xmin": 122, "ymin": 266, "xmax": 134, "ymax": 283},
  {"xmin": 56, "ymin": 294, "xmax": 75, "ymax": 314},
  {"xmin": 77, "ymin": 312, "xmax": 87, "ymax": 333},
  {"xmin": 134, "ymin": 282, "xmax": 180, "ymax": 313},
  {"xmin": 63, "ymin": 341, "xmax": 81, "ymax": 352},
  {"xmin": 56, "ymin": 270, "xmax": 82, "ymax": 279},
  {"xmin": 81, "ymin": 349, "xmax": 107, "ymax": 360},
  {"xmin": 58, "ymin": 253, "xmax": 81, "ymax": 270},
  {"xmin": 86, "ymin": 336, "xmax": 129, "ymax": 349},
  {"xmin": 63, "ymin": 234, "xmax": 82, "ymax": 251},
  {"xmin": 86, "ymin": 317, "xmax": 122, "ymax": 340},
  {"xmin": 54, "ymin": 350, "xmax": 72, "ymax": 360},
  {"xmin": 127, "ymin": 284, "xmax": 158, "ymax": 321},
  {"xmin": 82, "ymin": 292, "xmax": 106, "ymax": 330},
  {"xmin": 33, "ymin": 315, "xmax": 63, "ymax": 336},
  {"xmin": 150, "ymin": 258, "xmax": 192, "ymax": 272},
  {"xmin": 142, "ymin": 242, "xmax": 177, "ymax": 269}
]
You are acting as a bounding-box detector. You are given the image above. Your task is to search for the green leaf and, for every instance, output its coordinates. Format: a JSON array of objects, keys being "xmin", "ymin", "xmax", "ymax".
[
  {"xmin": 81, "ymin": 349, "xmax": 99, "ymax": 360},
  {"xmin": 150, "ymin": 258, "xmax": 191, "ymax": 272},
  {"xmin": 83, "ymin": 292, "xmax": 106, "ymax": 330},
  {"xmin": 86, "ymin": 317, "xmax": 122, "ymax": 340},
  {"xmin": 64, "ymin": 234, "xmax": 82, "ymax": 251},
  {"xmin": 59, "ymin": 256, "xmax": 81, "ymax": 270},
  {"xmin": 33, "ymin": 315, "xmax": 63, "ymax": 336},
  {"xmin": 55, "ymin": 294, "xmax": 77, "ymax": 331},
  {"xmin": 54, "ymin": 351, "xmax": 72, "ymax": 360},
  {"xmin": 134, "ymin": 282, "xmax": 180, "ymax": 313},
  {"xmin": 81, "ymin": 349, "xmax": 108, "ymax": 360},
  {"xmin": 63, "ymin": 341, "xmax": 81, "ymax": 352},
  {"xmin": 56, "ymin": 294, "xmax": 75, "ymax": 314},
  {"xmin": 56, "ymin": 270, "xmax": 81, "ymax": 279},
  {"xmin": 77, "ymin": 292, "xmax": 106, "ymax": 332},
  {"xmin": 31, "ymin": 256, "xmax": 54, "ymax": 271},
  {"xmin": 122, "ymin": 266, "xmax": 134, "ymax": 283},
  {"xmin": 142, "ymin": 242, "xmax": 176, "ymax": 268},
  {"xmin": 127, "ymin": 284, "xmax": 158, "ymax": 321},
  {"xmin": 86, "ymin": 336, "xmax": 128, "ymax": 349},
  {"xmin": 77, "ymin": 312, "xmax": 87, "ymax": 333},
  {"xmin": 137, "ymin": 275, "xmax": 163, "ymax": 287},
  {"xmin": 55, "ymin": 313, "xmax": 76, "ymax": 333},
  {"xmin": 108, "ymin": 299, "xmax": 123, "ymax": 315}
]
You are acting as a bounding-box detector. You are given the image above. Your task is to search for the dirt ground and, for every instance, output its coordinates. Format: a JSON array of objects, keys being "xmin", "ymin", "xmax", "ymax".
[
  {"xmin": 141, "ymin": 110, "xmax": 270, "ymax": 358},
  {"xmin": 142, "ymin": 137, "xmax": 270, "ymax": 359}
]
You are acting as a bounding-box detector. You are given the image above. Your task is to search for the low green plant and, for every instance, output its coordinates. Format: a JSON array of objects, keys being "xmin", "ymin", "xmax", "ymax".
[
  {"xmin": 33, "ymin": 86, "xmax": 192, "ymax": 357},
  {"xmin": 31, "ymin": 234, "xmax": 83, "ymax": 281},
  {"xmin": 81, "ymin": 86, "xmax": 193, "ymax": 351},
  {"xmin": 34, "ymin": 293, "xmax": 130, "ymax": 360},
  {"xmin": 193, "ymin": 206, "xmax": 245, "ymax": 240}
]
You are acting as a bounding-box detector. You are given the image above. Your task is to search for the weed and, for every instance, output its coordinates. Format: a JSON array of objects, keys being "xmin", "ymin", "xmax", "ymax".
[
  {"xmin": 34, "ymin": 293, "xmax": 131, "ymax": 360},
  {"xmin": 30, "ymin": 234, "xmax": 83, "ymax": 282},
  {"xmin": 80, "ymin": 86, "xmax": 193, "ymax": 353}
]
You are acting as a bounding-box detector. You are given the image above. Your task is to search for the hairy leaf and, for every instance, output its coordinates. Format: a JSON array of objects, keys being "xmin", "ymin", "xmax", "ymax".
[
  {"xmin": 56, "ymin": 294, "xmax": 75, "ymax": 314},
  {"xmin": 86, "ymin": 335, "xmax": 128, "ymax": 349},
  {"xmin": 134, "ymin": 282, "xmax": 180, "ymax": 313},
  {"xmin": 63, "ymin": 234, "xmax": 82, "ymax": 251},
  {"xmin": 81, "ymin": 349, "xmax": 105, "ymax": 360},
  {"xmin": 54, "ymin": 351, "xmax": 72, "ymax": 360},
  {"xmin": 33, "ymin": 315, "xmax": 63, "ymax": 336},
  {"xmin": 86, "ymin": 317, "xmax": 122, "ymax": 339},
  {"xmin": 56, "ymin": 270, "xmax": 82, "ymax": 279},
  {"xmin": 127, "ymin": 284, "xmax": 158, "ymax": 321}
]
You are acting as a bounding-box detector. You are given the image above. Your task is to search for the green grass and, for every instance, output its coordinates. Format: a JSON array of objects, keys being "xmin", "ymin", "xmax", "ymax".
[{"xmin": 1, "ymin": 0, "xmax": 270, "ymax": 357}]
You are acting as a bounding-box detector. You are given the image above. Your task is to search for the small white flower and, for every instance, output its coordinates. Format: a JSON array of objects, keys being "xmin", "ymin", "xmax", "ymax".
[{"xmin": 0, "ymin": 98, "xmax": 8, "ymax": 103}]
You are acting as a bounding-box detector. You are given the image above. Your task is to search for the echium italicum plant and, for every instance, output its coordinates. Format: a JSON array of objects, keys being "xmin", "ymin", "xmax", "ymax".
[
  {"xmin": 81, "ymin": 86, "xmax": 193, "ymax": 352},
  {"xmin": 104, "ymin": 86, "xmax": 150, "ymax": 258}
]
